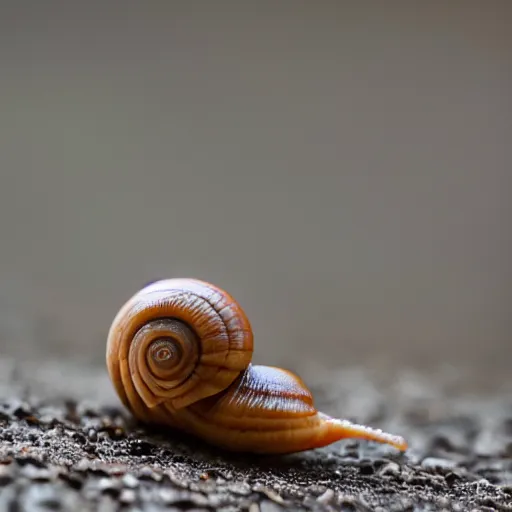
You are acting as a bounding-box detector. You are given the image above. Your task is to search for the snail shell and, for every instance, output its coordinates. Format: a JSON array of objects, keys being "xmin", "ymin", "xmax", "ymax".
[{"xmin": 106, "ymin": 278, "xmax": 407, "ymax": 454}]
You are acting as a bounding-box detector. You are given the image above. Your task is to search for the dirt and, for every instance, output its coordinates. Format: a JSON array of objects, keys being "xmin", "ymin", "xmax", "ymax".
[{"xmin": 0, "ymin": 361, "xmax": 511, "ymax": 511}]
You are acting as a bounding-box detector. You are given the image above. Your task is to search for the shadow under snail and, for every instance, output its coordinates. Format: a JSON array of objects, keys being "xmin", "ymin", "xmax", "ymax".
[{"xmin": 106, "ymin": 278, "xmax": 408, "ymax": 455}]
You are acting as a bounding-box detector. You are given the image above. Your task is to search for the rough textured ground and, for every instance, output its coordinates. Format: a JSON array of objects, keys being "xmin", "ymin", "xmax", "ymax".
[{"xmin": 0, "ymin": 360, "xmax": 511, "ymax": 511}]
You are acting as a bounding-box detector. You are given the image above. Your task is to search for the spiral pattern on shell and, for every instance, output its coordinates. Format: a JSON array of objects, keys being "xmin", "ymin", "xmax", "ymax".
[{"xmin": 106, "ymin": 278, "xmax": 254, "ymax": 422}]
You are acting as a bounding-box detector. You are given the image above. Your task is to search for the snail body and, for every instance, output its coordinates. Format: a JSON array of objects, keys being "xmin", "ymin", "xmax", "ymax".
[{"xmin": 106, "ymin": 278, "xmax": 407, "ymax": 454}]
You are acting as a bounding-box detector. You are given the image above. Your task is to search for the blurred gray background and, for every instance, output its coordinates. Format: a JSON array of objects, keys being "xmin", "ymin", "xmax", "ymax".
[{"xmin": 0, "ymin": 2, "xmax": 511, "ymax": 385}]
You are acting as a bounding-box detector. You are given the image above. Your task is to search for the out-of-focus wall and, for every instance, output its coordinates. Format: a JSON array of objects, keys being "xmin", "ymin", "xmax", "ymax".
[{"xmin": 0, "ymin": 2, "xmax": 510, "ymax": 378}]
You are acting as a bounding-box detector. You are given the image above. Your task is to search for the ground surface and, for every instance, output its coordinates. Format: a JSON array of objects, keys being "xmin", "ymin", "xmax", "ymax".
[{"xmin": 0, "ymin": 360, "xmax": 511, "ymax": 511}]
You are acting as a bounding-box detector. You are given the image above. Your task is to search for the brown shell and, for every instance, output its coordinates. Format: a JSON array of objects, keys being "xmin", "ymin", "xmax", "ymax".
[{"xmin": 106, "ymin": 278, "xmax": 254, "ymax": 424}]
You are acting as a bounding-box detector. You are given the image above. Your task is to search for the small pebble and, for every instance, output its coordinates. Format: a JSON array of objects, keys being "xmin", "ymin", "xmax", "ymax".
[
  {"xmin": 227, "ymin": 482, "xmax": 252, "ymax": 496},
  {"xmin": 122, "ymin": 473, "xmax": 139, "ymax": 489},
  {"xmin": 260, "ymin": 500, "xmax": 285, "ymax": 512},
  {"xmin": 119, "ymin": 488, "xmax": 136, "ymax": 504},
  {"xmin": 98, "ymin": 477, "xmax": 121, "ymax": 497},
  {"xmin": 308, "ymin": 484, "xmax": 327, "ymax": 496},
  {"xmin": 421, "ymin": 457, "xmax": 458, "ymax": 471},
  {"xmin": 378, "ymin": 462, "xmax": 401, "ymax": 478},
  {"xmin": 317, "ymin": 488, "xmax": 335, "ymax": 504},
  {"xmin": 138, "ymin": 466, "xmax": 162, "ymax": 481},
  {"xmin": 359, "ymin": 461, "xmax": 375, "ymax": 475},
  {"xmin": 253, "ymin": 485, "xmax": 284, "ymax": 504}
]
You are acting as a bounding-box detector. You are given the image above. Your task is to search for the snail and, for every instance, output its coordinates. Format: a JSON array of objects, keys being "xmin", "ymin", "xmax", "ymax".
[{"xmin": 106, "ymin": 278, "xmax": 408, "ymax": 454}]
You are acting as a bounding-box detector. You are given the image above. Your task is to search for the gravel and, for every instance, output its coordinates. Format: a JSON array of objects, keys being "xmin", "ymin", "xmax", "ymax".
[{"xmin": 0, "ymin": 360, "xmax": 511, "ymax": 511}]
